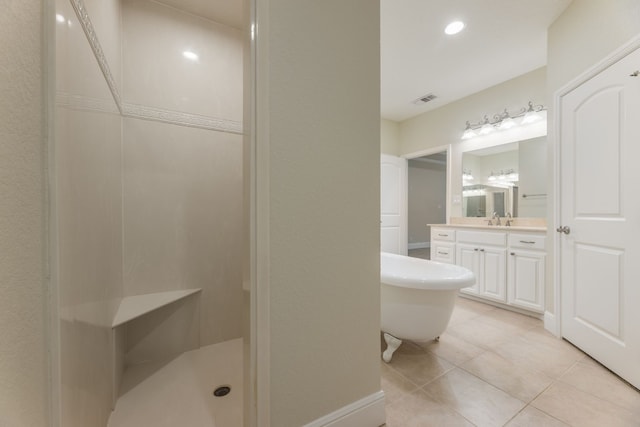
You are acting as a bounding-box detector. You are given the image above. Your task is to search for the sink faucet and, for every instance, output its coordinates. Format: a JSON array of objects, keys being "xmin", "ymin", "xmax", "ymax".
[
  {"xmin": 492, "ymin": 212, "xmax": 501, "ymax": 226},
  {"xmin": 505, "ymin": 212, "xmax": 513, "ymax": 227}
]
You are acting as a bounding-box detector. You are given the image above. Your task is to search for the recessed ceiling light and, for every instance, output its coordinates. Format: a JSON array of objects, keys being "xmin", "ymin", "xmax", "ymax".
[
  {"xmin": 183, "ymin": 50, "xmax": 199, "ymax": 61},
  {"xmin": 444, "ymin": 21, "xmax": 465, "ymax": 35}
]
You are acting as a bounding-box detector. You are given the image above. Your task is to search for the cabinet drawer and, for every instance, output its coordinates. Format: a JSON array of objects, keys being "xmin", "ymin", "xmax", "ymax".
[
  {"xmin": 432, "ymin": 242, "xmax": 455, "ymax": 264},
  {"xmin": 431, "ymin": 228, "xmax": 455, "ymax": 242},
  {"xmin": 509, "ymin": 234, "xmax": 546, "ymax": 250},
  {"xmin": 457, "ymin": 230, "xmax": 506, "ymax": 246}
]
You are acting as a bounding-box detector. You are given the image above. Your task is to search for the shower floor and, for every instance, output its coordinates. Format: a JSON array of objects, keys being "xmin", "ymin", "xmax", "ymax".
[{"xmin": 108, "ymin": 338, "xmax": 243, "ymax": 427}]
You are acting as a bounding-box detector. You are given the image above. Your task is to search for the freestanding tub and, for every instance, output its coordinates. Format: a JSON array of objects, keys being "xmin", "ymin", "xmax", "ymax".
[{"xmin": 380, "ymin": 252, "xmax": 475, "ymax": 362}]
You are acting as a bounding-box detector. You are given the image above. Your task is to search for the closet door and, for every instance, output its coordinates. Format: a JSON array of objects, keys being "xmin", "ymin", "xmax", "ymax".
[
  {"xmin": 381, "ymin": 154, "xmax": 407, "ymax": 255},
  {"xmin": 559, "ymin": 46, "xmax": 640, "ymax": 389}
]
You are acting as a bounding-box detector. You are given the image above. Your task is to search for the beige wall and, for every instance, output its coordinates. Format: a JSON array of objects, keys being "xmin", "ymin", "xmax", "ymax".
[
  {"xmin": 400, "ymin": 67, "xmax": 547, "ymax": 157},
  {"xmin": 400, "ymin": 67, "xmax": 546, "ymax": 218},
  {"xmin": 381, "ymin": 118, "xmax": 400, "ymax": 155},
  {"xmin": 545, "ymin": 0, "xmax": 640, "ymax": 313},
  {"xmin": 262, "ymin": 0, "xmax": 381, "ymax": 425},
  {"xmin": 0, "ymin": 1, "xmax": 49, "ymax": 425},
  {"xmin": 547, "ymin": 0, "xmax": 640, "ymax": 94}
]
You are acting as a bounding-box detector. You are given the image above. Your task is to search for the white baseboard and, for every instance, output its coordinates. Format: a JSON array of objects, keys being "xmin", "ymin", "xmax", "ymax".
[
  {"xmin": 544, "ymin": 311, "xmax": 560, "ymax": 337},
  {"xmin": 408, "ymin": 242, "xmax": 430, "ymax": 250},
  {"xmin": 304, "ymin": 391, "xmax": 386, "ymax": 427}
]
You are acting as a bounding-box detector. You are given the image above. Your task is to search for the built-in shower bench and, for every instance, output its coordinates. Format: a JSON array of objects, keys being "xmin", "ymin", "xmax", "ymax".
[
  {"xmin": 111, "ymin": 288, "xmax": 201, "ymax": 328},
  {"xmin": 110, "ymin": 288, "xmax": 202, "ymax": 410}
]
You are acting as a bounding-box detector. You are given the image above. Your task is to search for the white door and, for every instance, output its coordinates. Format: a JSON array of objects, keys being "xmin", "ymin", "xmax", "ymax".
[
  {"xmin": 559, "ymin": 46, "xmax": 640, "ymax": 388},
  {"xmin": 381, "ymin": 154, "xmax": 407, "ymax": 255}
]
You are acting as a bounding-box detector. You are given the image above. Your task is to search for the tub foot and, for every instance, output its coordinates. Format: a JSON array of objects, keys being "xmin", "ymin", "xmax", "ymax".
[
  {"xmin": 435, "ymin": 336, "xmax": 440, "ymax": 342},
  {"xmin": 382, "ymin": 333, "xmax": 402, "ymax": 363}
]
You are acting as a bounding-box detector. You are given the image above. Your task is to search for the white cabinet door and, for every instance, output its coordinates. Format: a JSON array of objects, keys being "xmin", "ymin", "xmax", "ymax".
[
  {"xmin": 559, "ymin": 45, "xmax": 640, "ymax": 388},
  {"xmin": 457, "ymin": 243, "xmax": 480, "ymax": 295},
  {"xmin": 508, "ymin": 250, "xmax": 544, "ymax": 312},
  {"xmin": 431, "ymin": 241, "xmax": 455, "ymax": 264},
  {"xmin": 380, "ymin": 154, "xmax": 407, "ymax": 255},
  {"xmin": 479, "ymin": 246, "xmax": 507, "ymax": 303}
]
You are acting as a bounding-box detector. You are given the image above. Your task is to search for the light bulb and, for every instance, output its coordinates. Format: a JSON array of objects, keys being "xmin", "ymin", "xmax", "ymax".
[
  {"xmin": 500, "ymin": 116, "xmax": 516, "ymax": 129},
  {"xmin": 444, "ymin": 21, "xmax": 465, "ymax": 35},
  {"xmin": 183, "ymin": 50, "xmax": 199, "ymax": 61}
]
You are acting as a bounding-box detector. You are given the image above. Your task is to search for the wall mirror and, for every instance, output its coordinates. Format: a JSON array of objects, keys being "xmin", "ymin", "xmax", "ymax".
[{"xmin": 462, "ymin": 136, "xmax": 546, "ymax": 218}]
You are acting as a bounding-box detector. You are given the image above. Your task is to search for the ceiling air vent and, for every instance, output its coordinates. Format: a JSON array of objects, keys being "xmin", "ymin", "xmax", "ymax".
[{"xmin": 412, "ymin": 93, "xmax": 438, "ymax": 105}]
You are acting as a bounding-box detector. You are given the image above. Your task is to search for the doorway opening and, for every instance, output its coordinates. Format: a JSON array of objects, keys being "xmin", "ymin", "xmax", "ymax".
[{"xmin": 406, "ymin": 147, "xmax": 449, "ymax": 260}]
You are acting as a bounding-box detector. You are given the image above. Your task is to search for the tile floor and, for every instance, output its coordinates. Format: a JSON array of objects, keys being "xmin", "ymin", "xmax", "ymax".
[
  {"xmin": 381, "ymin": 297, "xmax": 640, "ymax": 426},
  {"xmin": 408, "ymin": 247, "xmax": 431, "ymax": 260}
]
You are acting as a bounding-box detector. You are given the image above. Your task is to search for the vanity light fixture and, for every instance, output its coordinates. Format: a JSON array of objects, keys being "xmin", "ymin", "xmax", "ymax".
[
  {"xmin": 462, "ymin": 121, "xmax": 476, "ymax": 140},
  {"xmin": 461, "ymin": 101, "xmax": 545, "ymax": 140},
  {"xmin": 479, "ymin": 116, "xmax": 494, "ymax": 135},
  {"xmin": 462, "ymin": 169, "xmax": 474, "ymax": 181},
  {"xmin": 498, "ymin": 109, "xmax": 516, "ymax": 130},
  {"xmin": 522, "ymin": 101, "xmax": 543, "ymax": 124}
]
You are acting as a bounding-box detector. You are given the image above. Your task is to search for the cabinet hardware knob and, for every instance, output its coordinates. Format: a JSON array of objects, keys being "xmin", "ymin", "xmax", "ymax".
[
  {"xmin": 510, "ymin": 252, "xmax": 516, "ymax": 256},
  {"xmin": 474, "ymin": 248, "xmax": 478, "ymax": 251},
  {"xmin": 556, "ymin": 226, "xmax": 571, "ymax": 234},
  {"xmin": 480, "ymin": 249, "xmax": 485, "ymax": 252}
]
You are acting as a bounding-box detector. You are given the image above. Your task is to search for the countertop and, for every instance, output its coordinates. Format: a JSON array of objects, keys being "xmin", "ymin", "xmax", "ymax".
[{"xmin": 428, "ymin": 223, "xmax": 547, "ymax": 232}]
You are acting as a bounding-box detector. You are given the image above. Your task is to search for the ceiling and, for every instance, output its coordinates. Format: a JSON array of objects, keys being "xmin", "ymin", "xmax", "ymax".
[
  {"xmin": 156, "ymin": 0, "xmax": 572, "ymax": 123},
  {"xmin": 381, "ymin": 0, "xmax": 572, "ymax": 122}
]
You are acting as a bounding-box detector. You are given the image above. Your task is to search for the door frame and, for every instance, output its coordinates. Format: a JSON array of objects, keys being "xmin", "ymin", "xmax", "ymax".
[
  {"xmin": 551, "ymin": 34, "xmax": 640, "ymax": 337},
  {"xmin": 403, "ymin": 144, "xmax": 452, "ymax": 230}
]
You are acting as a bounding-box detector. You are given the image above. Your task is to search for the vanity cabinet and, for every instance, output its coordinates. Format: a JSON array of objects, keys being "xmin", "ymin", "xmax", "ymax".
[
  {"xmin": 507, "ymin": 234, "xmax": 546, "ymax": 312},
  {"xmin": 456, "ymin": 231, "xmax": 507, "ymax": 303},
  {"xmin": 430, "ymin": 225, "xmax": 546, "ymax": 314},
  {"xmin": 430, "ymin": 228, "xmax": 456, "ymax": 264}
]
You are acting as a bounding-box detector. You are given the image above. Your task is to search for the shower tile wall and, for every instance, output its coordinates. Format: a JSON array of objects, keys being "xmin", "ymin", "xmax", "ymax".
[
  {"xmin": 121, "ymin": 0, "xmax": 244, "ymax": 350},
  {"xmin": 55, "ymin": 0, "xmax": 123, "ymax": 426},
  {"xmin": 81, "ymin": 0, "xmax": 123, "ymax": 88},
  {"xmin": 55, "ymin": 0, "xmax": 242, "ymax": 425},
  {"xmin": 122, "ymin": 119, "xmax": 243, "ymax": 348},
  {"xmin": 122, "ymin": 0, "xmax": 242, "ymax": 120}
]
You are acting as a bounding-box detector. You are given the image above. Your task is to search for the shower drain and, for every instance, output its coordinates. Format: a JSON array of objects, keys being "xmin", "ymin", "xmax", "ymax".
[{"xmin": 213, "ymin": 385, "xmax": 231, "ymax": 397}]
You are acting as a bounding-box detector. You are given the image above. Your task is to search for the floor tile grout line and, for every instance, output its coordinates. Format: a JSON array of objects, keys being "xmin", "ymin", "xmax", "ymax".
[
  {"xmin": 551, "ymin": 371, "xmax": 640, "ymax": 419},
  {"xmin": 419, "ymin": 367, "xmax": 518, "ymax": 427}
]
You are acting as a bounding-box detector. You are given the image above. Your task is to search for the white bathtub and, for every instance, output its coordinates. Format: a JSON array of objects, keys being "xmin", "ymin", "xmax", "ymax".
[{"xmin": 380, "ymin": 252, "xmax": 475, "ymax": 362}]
